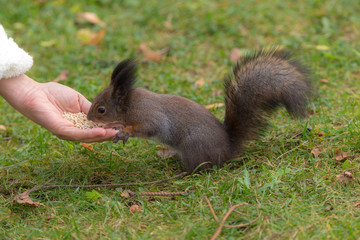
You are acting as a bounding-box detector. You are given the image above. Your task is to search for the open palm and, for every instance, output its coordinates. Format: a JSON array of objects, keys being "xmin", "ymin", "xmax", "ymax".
[{"xmin": 0, "ymin": 75, "xmax": 117, "ymax": 142}]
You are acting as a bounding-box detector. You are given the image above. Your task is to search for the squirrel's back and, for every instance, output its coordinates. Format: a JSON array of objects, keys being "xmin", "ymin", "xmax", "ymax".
[{"xmin": 126, "ymin": 88, "xmax": 231, "ymax": 171}]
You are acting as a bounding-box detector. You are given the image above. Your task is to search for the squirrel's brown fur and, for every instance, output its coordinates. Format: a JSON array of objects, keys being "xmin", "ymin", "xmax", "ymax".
[{"xmin": 87, "ymin": 49, "xmax": 311, "ymax": 172}]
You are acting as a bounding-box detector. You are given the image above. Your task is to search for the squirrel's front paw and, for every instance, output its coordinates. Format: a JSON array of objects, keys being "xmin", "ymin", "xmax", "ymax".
[
  {"xmin": 112, "ymin": 126, "xmax": 124, "ymax": 130},
  {"xmin": 113, "ymin": 131, "xmax": 130, "ymax": 145}
]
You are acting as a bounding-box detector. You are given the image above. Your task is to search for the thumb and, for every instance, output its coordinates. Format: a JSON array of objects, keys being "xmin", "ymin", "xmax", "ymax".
[{"xmin": 78, "ymin": 94, "xmax": 92, "ymax": 114}]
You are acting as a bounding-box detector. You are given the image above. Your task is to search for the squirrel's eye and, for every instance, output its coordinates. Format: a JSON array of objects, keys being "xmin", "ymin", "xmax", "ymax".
[{"xmin": 98, "ymin": 107, "xmax": 106, "ymax": 114}]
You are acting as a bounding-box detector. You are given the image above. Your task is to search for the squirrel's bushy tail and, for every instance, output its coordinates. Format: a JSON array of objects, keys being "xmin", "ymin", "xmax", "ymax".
[{"xmin": 223, "ymin": 48, "xmax": 311, "ymax": 153}]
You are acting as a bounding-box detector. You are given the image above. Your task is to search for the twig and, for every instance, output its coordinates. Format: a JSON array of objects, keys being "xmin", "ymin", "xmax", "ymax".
[
  {"xmin": 204, "ymin": 196, "xmax": 251, "ymax": 227},
  {"xmin": 28, "ymin": 178, "xmax": 55, "ymax": 193},
  {"xmin": 0, "ymin": 136, "xmax": 16, "ymax": 141},
  {"xmin": 13, "ymin": 178, "xmax": 55, "ymax": 206},
  {"xmin": 233, "ymin": 209, "xmax": 249, "ymax": 216},
  {"xmin": 211, "ymin": 205, "xmax": 258, "ymax": 240},
  {"xmin": 204, "ymin": 196, "xmax": 220, "ymax": 223},
  {"xmin": 204, "ymin": 196, "xmax": 259, "ymax": 240},
  {"xmin": 127, "ymin": 190, "xmax": 195, "ymax": 197},
  {"xmin": 13, "ymin": 172, "xmax": 188, "ymax": 203},
  {"xmin": 40, "ymin": 172, "xmax": 187, "ymax": 189}
]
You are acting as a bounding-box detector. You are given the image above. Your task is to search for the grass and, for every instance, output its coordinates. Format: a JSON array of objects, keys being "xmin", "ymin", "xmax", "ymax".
[{"xmin": 1, "ymin": 0, "xmax": 360, "ymax": 239}]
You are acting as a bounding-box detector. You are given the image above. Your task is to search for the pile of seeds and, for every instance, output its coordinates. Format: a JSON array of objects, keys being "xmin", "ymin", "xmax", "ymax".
[{"xmin": 62, "ymin": 112, "xmax": 100, "ymax": 129}]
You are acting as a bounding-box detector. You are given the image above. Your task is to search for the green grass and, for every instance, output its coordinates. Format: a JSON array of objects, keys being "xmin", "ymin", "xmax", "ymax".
[{"xmin": 1, "ymin": 0, "xmax": 360, "ymax": 239}]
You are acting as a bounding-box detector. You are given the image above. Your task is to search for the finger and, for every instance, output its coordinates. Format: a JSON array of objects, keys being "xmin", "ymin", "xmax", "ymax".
[
  {"xmin": 57, "ymin": 127, "xmax": 117, "ymax": 143},
  {"xmin": 78, "ymin": 95, "xmax": 92, "ymax": 114},
  {"xmin": 78, "ymin": 128, "xmax": 118, "ymax": 143}
]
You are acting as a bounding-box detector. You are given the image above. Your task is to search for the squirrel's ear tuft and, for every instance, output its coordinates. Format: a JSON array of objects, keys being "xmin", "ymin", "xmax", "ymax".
[{"xmin": 110, "ymin": 59, "xmax": 137, "ymax": 98}]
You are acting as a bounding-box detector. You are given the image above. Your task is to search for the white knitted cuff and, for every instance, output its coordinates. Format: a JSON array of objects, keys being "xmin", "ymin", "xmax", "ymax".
[{"xmin": 0, "ymin": 25, "xmax": 33, "ymax": 79}]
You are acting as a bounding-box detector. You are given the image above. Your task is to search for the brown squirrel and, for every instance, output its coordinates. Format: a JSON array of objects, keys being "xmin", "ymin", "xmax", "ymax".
[{"xmin": 87, "ymin": 49, "xmax": 311, "ymax": 172}]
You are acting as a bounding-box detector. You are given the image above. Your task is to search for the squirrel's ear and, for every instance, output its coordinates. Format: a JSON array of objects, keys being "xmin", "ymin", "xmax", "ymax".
[{"xmin": 110, "ymin": 59, "xmax": 137, "ymax": 99}]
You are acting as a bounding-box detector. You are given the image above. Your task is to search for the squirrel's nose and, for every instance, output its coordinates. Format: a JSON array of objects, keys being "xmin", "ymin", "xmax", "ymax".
[{"xmin": 86, "ymin": 113, "xmax": 93, "ymax": 121}]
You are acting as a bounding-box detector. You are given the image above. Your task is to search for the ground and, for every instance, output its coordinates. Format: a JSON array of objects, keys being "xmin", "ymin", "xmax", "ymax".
[{"xmin": 1, "ymin": 0, "xmax": 360, "ymax": 239}]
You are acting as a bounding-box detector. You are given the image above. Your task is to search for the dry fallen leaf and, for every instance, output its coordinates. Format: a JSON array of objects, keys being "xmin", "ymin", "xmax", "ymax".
[
  {"xmin": 88, "ymin": 28, "xmax": 106, "ymax": 45},
  {"xmin": 354, "ymin": 202, "xmax": 360, "ymax": 208},
  {"xmin": 45, "ymin": 214, "xmax": 55, "ymax": 222},
  {"xmin": 212, "ymin": 90, "xmax": 222, "ymax": 97},
  {"xmin": 120, "ymin": 190, "xmax": 131, "ymax": 198},
  {"xmin": 336, "ymin": 170, "xmax": 355, "ymax": 183},
  {"xmin": 334, "ymin": 151, "xmax": 353, "ymax": 162},
  {"xmin": 14, "ymin": 190, "xmax": 40, "ymax": 207},
  {"xmin": 52, "ymin": 71, "xmax": 69, "ymax": 83},
  {"xmin": 205, "ymin": 103, "xmax": 224, "ymax": 110},
  {"xmin": 229, "ymin": 48, "xmax": 242, "ymax": 63},
  {"xmin": 195, "ymin": 78, "xmax": 205, "ymax": 87},
  {"xmin": 325, "ymin": 205, "xmax": 333, "ymax": 211},
  {"xmin": 77, "ymin": 12, "xmax": 106, "ymax": 27},
  {"xmin": 335, "ymin": 152, "xmax": 348, "ymax": 161},
  {"xmin": 315, "ymin": 45, "xmax": 329, "ymax": 51},
  {"xmin": 156, "ymin": 148, "xmax": 177, "ymax": 159},
  {"xmin": 80, "ymin": 143, "xmax": 94, "ymax": 151},
  {"xmin": 314, "ymin": 131, "xmax": 324, "ymax": 137},
  {"xmin": 76, "ymin": 28, "xmax": 106, "ymax": 45},
  {"xmin": 163, "ymin": 14, "xmax": 173, "ymax": 31},
  {"xmin": 320, "ymin": 79, "xmax": 328, "ymax": 83},
  {"xmin": 311, "ymin": 148, "xmax": 320, "ymax": 158},
  {"xmin": 0, "ymin": 125, "xmax": 6, "ymax": 131},
  {"xmin": 129, "ymin": 204, "xmax": 143, "ymax": 214},
  {"xmin": 137, "ymin": 43, "xmax": 169, "ymax": 62}
]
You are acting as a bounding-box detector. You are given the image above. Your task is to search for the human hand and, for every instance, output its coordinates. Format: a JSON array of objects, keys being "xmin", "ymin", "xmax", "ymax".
[{"xmin": 0, "ymin": 74, "xmax": 117, "ymax": 142}]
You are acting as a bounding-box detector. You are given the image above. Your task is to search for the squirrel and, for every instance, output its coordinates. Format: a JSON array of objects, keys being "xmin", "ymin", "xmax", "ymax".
[{"xmin": 87, "ymin": 49, "xmax": 311, "ymax": 173}]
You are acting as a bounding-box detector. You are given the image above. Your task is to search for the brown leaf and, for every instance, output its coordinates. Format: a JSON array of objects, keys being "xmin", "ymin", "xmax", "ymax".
[
  {"xmin": 120, "ymin": 190, "xmax": 131, "ymax": 198},
  {"xmin": 205, "ymin": 103, "xmax": 224, "ymax": 110},
  {"xmin": 45, "ymin": 214, "xmax": 55, "ymax": 222},
  {"xmin": 335, "ymin": 152, "xmax": 348, "ymax": 161},
  {"xmin": 311, "ymin": 148, "xmax": 320, "ymax": 158},
  {"xmin": 334, "ymin": 151, "xmax": 353, "ymax": 162},
  {"xmin": 0, "ymin": 125, "xmax": 6, "ymax": 131},
  {"xmin": 137, "ymin": 43, "xmax": 169, "ymax": 62},
  {"xmin": 129, "ymin": 204, "xmax": 143, "ymax": 214},
  {"xmin": 14, "ymin": 190, "xmax": 40, "ymax": 207},
  {"xmin": 212, "ymin": 90, "xmax": 222, "ymax": 97},
  {"xmin": 229, "ymin": 48, "xmax": 242, "ymax": 63},
  {"xmin": 344, "ymin": 171, "xmax": 354, "ymax": 179},
  {"xmin": 314, "ymin": 131, "xmax": 324, "ymax": 137},
  {"xmin": 156, "ymin": 148, "xmax": 177, "ymax": 159},
  {"xmin": 195, "ymin": 78, "xmax": 205, "ymax": 86},
  {"xmin": 336, "ymin": 170, "xmax": 355, "ymax": 183},
  {"xmin": 76, "ymin": 28, "xmax": 106, "ymax": 45},
  {"xmin": 52, "ymin": 71, "xmax": 69, "ymax": 83},
  {"xmin": 80, "ymin": 143, "xmax": 94, "ymax": 151},
  {"xmin": 88, "ymin": 28, "xmax": 106, "ymax": 45},
  {"xmin": 354, "ymin": 202, "xmax": 360, "ymax": 208},
  {"xmin": 320, "ymin": 79, "xmax": 328, "ymax": 83},
  {"xmin": 325, "ymin": 205, "xmax": 333, "ymax": 211},
  {"xmin": 77, "ymin": 12, "xmax": 106, "ymax": 27},
  {"xmin": 163, "ymin": 15, "xmax": 173, "ymax": 31},
  {"xmin": 158, "ymin": 47, "xmax": 170, "ymax": 56}
]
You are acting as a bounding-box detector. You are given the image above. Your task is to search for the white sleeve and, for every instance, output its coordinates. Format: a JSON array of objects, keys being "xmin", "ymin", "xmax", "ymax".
[{"xmin": 0, "ymin": 24, "xmax": 33, "ymax": 79}]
